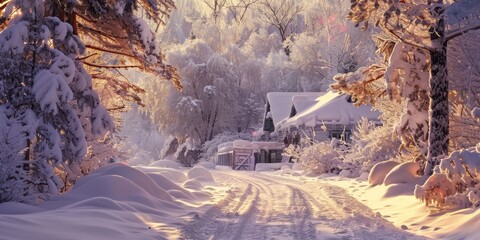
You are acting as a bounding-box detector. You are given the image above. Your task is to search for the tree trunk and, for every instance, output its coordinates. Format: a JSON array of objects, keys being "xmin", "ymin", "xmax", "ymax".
[{"xmin": 424, "ymin": 2, "xmax": 449, "ymax": 176}]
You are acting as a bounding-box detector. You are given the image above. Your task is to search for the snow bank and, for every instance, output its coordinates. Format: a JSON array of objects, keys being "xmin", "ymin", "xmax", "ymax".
[
  {"xmin": 292, "ymin": 162, "xmax": 303, "ymax": 171},
  {"xmin": 65, "ymin": 174, "xmax": 174, "ymax": 206},
  {"xmin": 339, "ymin": 169, "xmax": 352, "ymax": 177},
  {"xmin": 183, "ymin": 179, "xmax": 204, "ymax": 190},
  {"xmin": 187, "ymin": 166, "xmax": 214, "ymax": 182},
  {"xmin": 150, "ymin": 159, "xmax": 184, "ymax": 168},
  {"xmin": 383, "ymin": 162, "xmax": 422, "ymax": 186},
  {"xmin": 0, "ymin": 163, "xmax": 225, "ymax": 240},
  {"xmin": 196, "ymin": 161, "xmax": 217, "ymax": 169},
  {"xmin": 368, "ymin": 161, "xmax": 399, "ymax": 186},
  {"xmin": 255, "ymin": 163, "xmax": 294, "ymax": 171},
  {"xmin": 326, "ymin": 172, "xmax": 480, "ymax": 240},
  {"xmin": 0, "ymin": 202, "xmax": 44, "ymax": 214}
]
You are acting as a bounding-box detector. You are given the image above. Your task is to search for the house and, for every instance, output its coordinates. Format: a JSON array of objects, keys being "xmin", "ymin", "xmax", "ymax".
[
  {"xmin": 219, "ymin": 91, "xmax": 380, "ymax": 171},
  {"xmin": 262, "ymin": 92, "xmax": 324, "ymax": 141},
  {"xmin": 216, "ymin": 140, "xmax": 285, "ymax": 170},
  {"xmin": 276, "ymin": 91, "xmax": 381, "ymax": 143}
]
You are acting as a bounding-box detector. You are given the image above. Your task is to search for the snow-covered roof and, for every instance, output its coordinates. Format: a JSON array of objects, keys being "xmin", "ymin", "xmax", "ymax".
[
  {"xmin": 218, "ymin": 140, "xmax": 284, "ymax": 153},
  {"xmin": 276, "ymin": 91, "xmax": 381, "ymax": 130},
  {"xmin": 266, "ymin": 92, "xmax": 324, "ymax": 126},
  {"xmin": 291, "ymin": 96, "xmax": 319, "ymax": 116}
]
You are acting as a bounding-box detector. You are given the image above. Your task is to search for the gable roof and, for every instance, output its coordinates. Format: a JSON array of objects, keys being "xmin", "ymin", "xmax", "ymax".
[
  {"xmin": 265, "ymin": 92, "xmax": 324, "ymax": 126},
  {"xmin": 276, "ymin": 91, "xmax": 381, "ymax": 131}
]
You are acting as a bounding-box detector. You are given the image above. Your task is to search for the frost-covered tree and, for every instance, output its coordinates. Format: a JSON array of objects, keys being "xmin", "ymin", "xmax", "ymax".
[
  {"xmin": 448, "ymin": 30, "xmax": 480, "ymax": 148},
  {"xmin": 255, "ymin": 0, "xmax": 303, "ymax": 56},
  {"xmin": 236, "ymin": 93, "xmax": 263, "ymax": 132},
  {"xmin": 258, "ymin": 0, "xmax": 373, "ymax": 92},
  {"xmin": 141, "ymin": 0, "xmax": 377, "ymax": 163},
  {"xmin": 143, "ymin": 41, "xmax": 243, "ymax": 144},
  {"xmin": 116, "ymin": 105, "xmax": 165, "ymax": 165},
  {"xmin": 341, "ymin": 0, "xmax": 480, "ymax": 175},
  {"xmin": 0, "ymin": 0, "xmax": 181, "ymax": 110},
  {"xmin": 226, "ymin": 0, "xmax": 258, "ymax": 23},
  {"xmin": 0, "ymin": 1, "xmax": 114, "ymax": 202},
  {"xmin": 0, "ymin": 0, "xmax": 177, "ymax": 202},
  {"xmin": 200, "ymin": 0, "xmax": 228, "ymax": 22}
]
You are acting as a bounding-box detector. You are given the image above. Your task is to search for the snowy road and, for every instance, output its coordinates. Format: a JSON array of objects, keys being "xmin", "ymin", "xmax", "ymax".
[{"xmin": 181, "ymin": 170, "xmax": 426, "ymax": 240}]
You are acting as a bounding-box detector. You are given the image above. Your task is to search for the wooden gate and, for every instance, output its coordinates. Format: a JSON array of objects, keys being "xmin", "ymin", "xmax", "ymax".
[{"xmin": 234, "ymin": 151, "xmax": 255, "ymax": 171}]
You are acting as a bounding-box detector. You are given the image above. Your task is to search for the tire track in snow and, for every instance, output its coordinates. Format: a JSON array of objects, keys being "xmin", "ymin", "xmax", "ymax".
[
  {"xmin": 179, "ymin": 171, "xmax": 271, "ymax": 240},
  {"xmin": 290, "ymin": 187, "xmax": 315, "ymax": 240},
  {"xmin": 179, "ymin": 171, "xmax": 428, "ymax": 240},
  {"xmin": 252, "ymin": 173, "xmax": 428, "ymax": 240},
  {"xmin": 219, "ymin": 171, "xmax": 275, "ymax": 240}
]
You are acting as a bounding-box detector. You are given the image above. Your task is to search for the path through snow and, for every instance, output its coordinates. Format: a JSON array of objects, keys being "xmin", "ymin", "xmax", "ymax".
[{"xmin": 181, "ymin": 170, "xmax": 426, "ymax": 240}]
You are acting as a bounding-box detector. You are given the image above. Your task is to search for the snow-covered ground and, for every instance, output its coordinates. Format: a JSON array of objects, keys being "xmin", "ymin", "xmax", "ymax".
[
  {"xmin": 2, "ymin": 163, "xmax": 480, "ymax": 239},
  {"xmin": 182, "ymin": 170, "xmax": 423, "ymax": 240},
  {"xmin": 0, "ymin": 163, "xmax": 229, "ymax": 240}
]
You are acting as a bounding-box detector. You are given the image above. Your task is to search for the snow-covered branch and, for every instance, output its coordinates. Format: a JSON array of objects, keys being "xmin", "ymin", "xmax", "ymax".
[{"xmin": 446, "ymin": 22, "xmax": 480, "ymax": 42}]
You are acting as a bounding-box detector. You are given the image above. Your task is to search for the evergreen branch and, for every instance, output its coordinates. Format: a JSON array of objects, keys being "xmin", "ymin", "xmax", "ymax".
[
  {"xmin": 82, "ymin": 62, "xmax": 143, "ymax": 69},
  {"xmin": 85, "ymin": 44, "xmax": 137, "ymax": 59},
  {"xmin": 76, "ymin": 53, "xmax": 97, "ymax": 61},
  {"xmin": 78, "ymin": 23, "xmax": 128, "ymax": 40},
  {"xmin": 0, "ymin": 0, "xmax": 11, "ymax": 12},
  {"xmin": 107, "ymin": 105, "xmax": 127, "ymax": 111}
]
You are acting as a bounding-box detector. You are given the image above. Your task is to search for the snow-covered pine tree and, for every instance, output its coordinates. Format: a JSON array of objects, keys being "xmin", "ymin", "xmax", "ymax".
[
  {"xmin": 0, "ymin": 1, "xmax": 114, "ymax": 203},
  {"xmin": 344, "ymin": 0, "xmax": 480, "ymax": 176},
  {"xmin": 0, "ymin": 0, "xmax": 179, "ymax": 195},
  {"xmin": 1, "ymin": 0, "xmax": 180, "ymax": 110},
  {"xmin": 42, "ymin": 0, "xmax": 180, "ymax": 89}
]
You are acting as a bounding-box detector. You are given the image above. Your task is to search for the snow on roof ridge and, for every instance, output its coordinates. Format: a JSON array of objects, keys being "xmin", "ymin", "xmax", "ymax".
[
  {"xmin": 266, "ymin": 92, "xmax": 325, "ymax": 125},
  {"xmin": 276, "ymin": 91, "xmax": 381, "ymax": 131}
]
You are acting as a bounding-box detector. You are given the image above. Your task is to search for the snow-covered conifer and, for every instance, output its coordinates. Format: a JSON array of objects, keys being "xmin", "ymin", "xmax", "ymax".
[{"xmin": 0, "ymin": 0, "xmax": 130, "ymax": 202}]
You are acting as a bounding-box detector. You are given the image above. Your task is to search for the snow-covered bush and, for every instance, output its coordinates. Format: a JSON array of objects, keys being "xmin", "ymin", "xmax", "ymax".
[
  {"xmin": 415, "ymin": 147, "xmax": 480, "ymax": 208},
  {"xmin": 284, "ymin": 139, "xmax": 347, "ymax": 174},
  {"xmin": 174, "ymin": 138, "xmax": 201, "ymax": 167},
  {"xmin": 343, "ymin": 117, "xmax": 402, "ymax": 176}
]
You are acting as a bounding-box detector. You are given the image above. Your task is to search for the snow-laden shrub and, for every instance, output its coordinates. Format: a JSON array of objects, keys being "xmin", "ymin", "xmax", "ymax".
[
  {"xmin": 343, "ymin": 118, "xmax": 402, "ymax": 176},
  {"xmin": 174, "ymin": 138, "xmax": 201, "ymax": 167},
  {"xmin": 284, "ymin": 139, "xmax": 347, "ymax": 174},
  {"xmin": 415, "ymin": 147, "xmax": 480, "ymax": 208},
  {"xmin": 118, "ymin": 107, "xmax": 166, "ymax": 165}
]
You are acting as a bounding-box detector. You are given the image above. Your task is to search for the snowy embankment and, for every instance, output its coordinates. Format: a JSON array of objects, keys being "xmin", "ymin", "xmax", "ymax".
[
  {"xmin": 3, "ymin": 162, "xmax": 480, "ymax": 239},
  {"xmin": 0, "ymin": 163, "xmax": 229, "ymax": 240},
  {"xmin": 322, "ymin": 176, "xmax": 480, "ymax": 240},
  {"xmin": 280, "ymin": 169, "xmax": 480, "ymax": 240}
]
